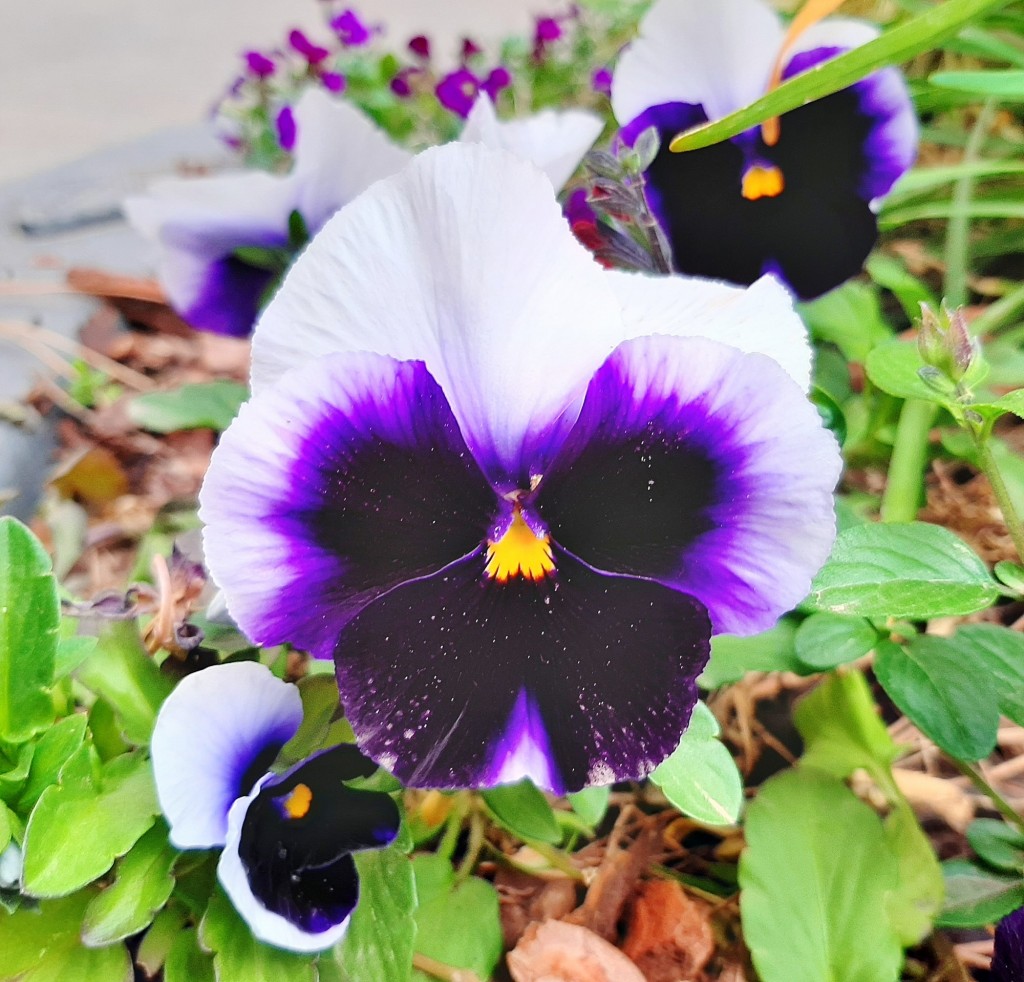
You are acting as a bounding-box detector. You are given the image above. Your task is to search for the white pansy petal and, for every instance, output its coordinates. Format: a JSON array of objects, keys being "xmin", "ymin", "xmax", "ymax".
[
  {"xmin": 291, "ymin": 89, "xmax": 412, "ymax": 231},
  {"xmin": 603, "ymin": 271, "xmax": 812, "ymax": 390},
  {"xmin": 611, "ymin": 0, "xmax": 783, "ymax": 125},
  {"xmin": 150, "ymin": 662, "xmax": 302, "ymax": 849},
  {"xmin": 252, "ymin": 143, "xmax": 624, "ymax": 485},
  {"xmin": 461, "ymin": 94, "xmax": 603, "ymax": 190},
  {"xmin": 789, "ymin": 17, "xmax": 880, "ymax": 56}
]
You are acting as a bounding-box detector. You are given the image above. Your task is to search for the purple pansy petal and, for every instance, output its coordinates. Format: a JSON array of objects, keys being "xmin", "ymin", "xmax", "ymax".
[
  {"xmin": 320, "ymin": 70, "xmax": 346, "ymax": 93},
  {"xmin": 460, "ymin": 94, "xmax": 603, "ymax": 192},
  {"xmin": 180, "ymin": 251, "xmax": 280, "ymax": 338},
  {"xmin": 150, "ymin": 662, "xmax": 302, "ymax": 849},
  {"xmin": 603, "ymin": 271, "xmax": 813, "ymax": 390},
  {"xmin": 436, "ymin": 68, "xmax": 480, "ymax": 117},
  {"xmin": 331, "ymin": 9, "xmax": 372, "ymax": 46},
  {"xmin": 245, "ymin": 51, "xmax": 276, "ymax": 78},
  {"xmin": 276, "ymin": 105, "xmax": 297, "ymax": 152},
  {"xmin": 992, "ymin": 906, "xmax": 1024, "ymax": 982},
  {"xmin": 408, "ymin": 34, "xmax": 430, "ymax": 59},
  {"xmin": 612, "ymin": 0, "xmax": 781, "ymax": 127},
  {"xmin": 536, "ymin": 336, "xmax": 841, "ymax": 636},
  {"xmin": 200, "ymin": 351, "xmax": 495, "ymax": 657},
  {"xmin": 288, "ymin": 28, "xmax": 330, "ymax": 65},
  {"xmin": 336, "ymin": 547, "xmax": 709, "ymax": 793},
  {"xmin": 481, "ymin": 66, "xmax": 513, "ymax": 99},
  {"xmin": 252, "ymin": 144, "xmax": 626, "ymax": 489},
  {"xmin": 592, "ymin": 67, "xmax": 613, "ymax": 96},
  {"xmin": 217, "ymin": 744, "xmax": 399, "ymax": 952}
]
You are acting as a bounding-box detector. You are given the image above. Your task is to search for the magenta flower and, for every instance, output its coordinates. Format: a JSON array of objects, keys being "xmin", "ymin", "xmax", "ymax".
[
  {"xmin": 535, "ymin": 16, "xmax": 563, "ymax": 44},
  {"xmin": 330, "ymin": 9, "xmax": 372, "ymax": 46},
  {"xmin": 321, "ymin": 70, "xmax": 346, "ymax": 93},
  {"xmin": 408, "ymin": 34, "xmax": 431, "ymax": 59},
  {"xmin": 436, "ymin": 68, "xmax": 480, "ymax": 117},
  {"xmin": 275, "ymin": 105, "xmax": 297, "ymax": 151},
  {"xmin": 390, "ymin": 66, "xmax": 422, "ymax": 98},
  {"xmin": 592, "ymin": 67, "xmax": 613, "ymax": 96},
  {"xmin": 288, "ymin": 28, "xmax": 330, "ymax": 65},
  {"xmin": 481, "ymin": 66, "xmax": 513, "ymax": 100},
  {"xmin": 245, "ymin": 50, "xmax": 276, "ymax": 79}
]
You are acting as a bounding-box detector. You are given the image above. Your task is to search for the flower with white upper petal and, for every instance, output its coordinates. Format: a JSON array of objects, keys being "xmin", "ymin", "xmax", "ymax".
[
  {"xmin": 611, "ymin": 0, "xmax": 918, "ymax": 300},
  {"xmin": 150, "ymin": 661, "xmax": 399, "ymax": 952},
  {"xmin": 200, "ymin": 142, "xmax": 842, "ymax": 795}
]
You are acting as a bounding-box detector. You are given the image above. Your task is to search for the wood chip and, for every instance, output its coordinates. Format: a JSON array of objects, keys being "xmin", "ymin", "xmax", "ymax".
[
  {"xmin": 622, "ymin": 879, "xmax": 715, "ymax": 982},
  {"xmin": 507, "ymin": 920, "xmax": 645, "ymax": 982}
]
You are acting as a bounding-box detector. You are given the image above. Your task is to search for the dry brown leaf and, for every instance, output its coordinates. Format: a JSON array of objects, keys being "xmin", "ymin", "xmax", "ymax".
[
  {"xmin": 498, "ymin": 865, "xmax": 578, "ymax": 948},
  {"xmin": 622, "ymin": 879, "xmax": 714, "ymax": 982},
  {"xmin": 507, "ymin": 920, "xmax": 645, "ymax": 982}
]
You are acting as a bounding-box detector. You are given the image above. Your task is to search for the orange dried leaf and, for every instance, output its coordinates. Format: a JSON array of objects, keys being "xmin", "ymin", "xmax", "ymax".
[{"xmin": 507, "ymin": 921, "xmax": 645, "ymax": 982}]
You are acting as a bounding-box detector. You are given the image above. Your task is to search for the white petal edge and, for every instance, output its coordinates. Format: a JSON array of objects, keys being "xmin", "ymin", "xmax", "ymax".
[
  {"xmin": 217, "ymin": 781, "xmax": 352, "ymax": 953},
  {"xmin": 460, "ymin": 94, "xmax": 603, "ymax": 191},
  {"xmin": 290, "ymin": 88, "xmax": 412, "ymax": 232},
  {"xmin": 150, "ymin": 662, "xmax": 302, "ymax": 849},
  {"xmin": 251, "ymin": 142, "xmax": 627, "ymax": 481},
  {"xmin": 603, "ymin": 270, "xmax": 813, "ymax": 391},
  {"xmin": 611, "ymin": 0, "xmax": 783, "ymax": 126},
  {"xmin": 788, "ymin": 16, "xmax": 880, "ymax": 57}
]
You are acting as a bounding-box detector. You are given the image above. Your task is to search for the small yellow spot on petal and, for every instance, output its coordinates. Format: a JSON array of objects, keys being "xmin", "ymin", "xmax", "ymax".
[
  {"xmin": 485, "ymin": 507, "xmax": 555, "ymax": 583},
  {"xmin": 741, "ymin": 165, "xmax": 785, "ymax": 201},
  {"xmin": 283, "ymin": 783, "xmax": 313, "ymax": 820}
]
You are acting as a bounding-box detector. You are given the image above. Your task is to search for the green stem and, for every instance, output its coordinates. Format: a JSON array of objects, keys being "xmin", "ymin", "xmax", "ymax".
[
  {"xmin": 950, "ymin": 757, "xmax": 1024, "ymax": 835},
  {"xmin": 880, "ymin": 400, "xmax": 937, "ymax": 522},
  {"xmin": 980, "ymin": 282, "xmax": 1024, "ymax": 340},
  {"xmin": 973, "ymin": 436, "xmax": 1024, "ymax": 561},
  {"xmin": 435, "ymin": 793, "xmax": 470, "ymax": 863},
  {"xmin": 454, "ymin": 808, "xmax": 486, "ymax": 883}
]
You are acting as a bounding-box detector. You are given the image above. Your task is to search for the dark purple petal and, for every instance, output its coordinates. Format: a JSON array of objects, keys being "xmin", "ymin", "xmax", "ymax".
[
  {"xmin": 436, "ymin": 69, "xmax": 480, "ymax": 118},
  {"xmin": 461, "ymin": 37, "xmax": 483, "ymax": 61},
  {"xmin": 288, "ymin": 28, "xmax": 330, "ymax": 65},
  {"xmin": 993, "ymin": 906, "xmax": 1024, "ymax": 982},
  {"xmin": 481, "ymin": 66, "xmax": 512, "ymax": 100},
  {"xmin": 330, "ymin": 9, "xmax": 372, "ymax": 47},
  {"xmin": 321, "ymin": 70, "xmax": 346, "ymax": 93},
  {"xmin": 245, "ymin": 50, "xmax": 276, "ymax": 79},
  {"xmin": 276, "ymin": 105, "xmax": 297, "ymax": 152},
  {"xmin": 592, "ymin": 67, "xmax": 613, "ymax": 96},
  {"xmin": 181, "ymin": 253, "xmax": 278, "ymax": 338},
  {"xmin": 408, "ymin": 34, "xmax": 431, "ymax": 59},
  {"xmin": 335, "ymin": 547, "xmax": 710, "ymax": 793},
  {"xmin": 390, "ymin": 68, "xmax": 416, "ymax": 97},
  {"xmin": 534, "ymin": 335, "xmax": 840, "ymax": 636},
  {"xmin": 200, "ymin": 353, "xmax": 497, "ymax": 659},
  {"xmin": 534, "ymin": 16, "xmax": 563, "ymax": 43}
]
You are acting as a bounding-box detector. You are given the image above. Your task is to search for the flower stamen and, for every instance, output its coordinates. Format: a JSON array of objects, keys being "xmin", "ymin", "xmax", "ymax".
[
  {"xmin": 742, "ymin": 164, "xmax": 785, "ymax": 200},
  {"xmin": 280, "ymin": 783, "xmax": 313, "ymax": 820},
  {"xmin": 485, "ymin": 505, "xmax": 555, "ymax": 582}
]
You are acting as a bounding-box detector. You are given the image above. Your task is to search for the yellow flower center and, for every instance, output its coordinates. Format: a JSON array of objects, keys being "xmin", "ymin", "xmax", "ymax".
[
  {"xmin": 485, "ymin": 506, "xmax": 555, "ymax": 583},
  {"xmin": 741, "ymin": 165, "xmax": 785, "ymax": 200},
  {"xmin": 282, "ymin": 782, "xmax": 313, "ymax": 819}
]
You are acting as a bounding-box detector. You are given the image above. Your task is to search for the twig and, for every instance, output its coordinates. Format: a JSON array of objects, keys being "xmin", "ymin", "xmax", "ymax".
[
  {"xmin": 949, "ymin": 757, "xmax": 1024, "ymax": 834},
  {"xmin": 411, "ymin": 953, "xmax": 483, "ymax": 982}
]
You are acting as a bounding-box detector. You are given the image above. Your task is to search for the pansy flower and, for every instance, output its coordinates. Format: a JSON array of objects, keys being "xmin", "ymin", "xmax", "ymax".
[
  {"xmin": 200, "ymin": 143, "xmax": 841, "ymax": 795},
  {"xmin": 151, "ymin": 661, "xmax": 400, "ymax": 952},
  {"xmin": 993, "ymin": 905, "xmax": 1024, "ymax": 982},
  {"xmin": 123, "ymin": 89, "xmax": 411, "ymax": 337},
  {"xmin": 611, "ymin": 0, "xmax": 918, "ymax": 300}
]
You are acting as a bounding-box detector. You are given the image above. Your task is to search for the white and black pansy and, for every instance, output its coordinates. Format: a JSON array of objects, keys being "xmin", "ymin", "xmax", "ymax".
[
  {"xmin": 611, "ymin": 0, "xmax": 918, "ymax": 300},
  {"xmin": 150, "ymin": 662, "xmax": 400, "ymax": 952},
  {"xmin": 200, "ymin": 142, "xmax": 842, "ymax": 796}
]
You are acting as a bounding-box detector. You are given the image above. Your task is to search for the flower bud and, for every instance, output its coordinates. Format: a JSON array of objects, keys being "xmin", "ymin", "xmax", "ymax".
[{"xmin": 917, "ymin": 302, "xmax": 977, "ymax": 383}]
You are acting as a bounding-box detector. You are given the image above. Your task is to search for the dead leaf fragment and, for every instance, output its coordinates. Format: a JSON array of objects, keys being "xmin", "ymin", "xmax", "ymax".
[
  {"xmin": 507, "ymin": 920, "xmax": 645, "ymax": 982},
  {"xmin": 622, "ymin": 879, "xmax": 715, "ymax": 982}
]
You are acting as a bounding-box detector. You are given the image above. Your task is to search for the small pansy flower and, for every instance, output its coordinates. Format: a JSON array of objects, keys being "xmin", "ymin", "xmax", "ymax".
[
  {"xmin": 436, "ymin": 67, "xmax": 481, "ymax": 117},
  {"xmin": 200, "ymin": 143, "xmax": 841, "ymax": 794},
  {"xmin": 993, "ymin": 906, "xmax": 1024, "ymax": 982},
  {"xmin": 611, "ymin": 0, "xmax": 918, "ymax": 300},
  {"xmin": 124, "ymin": 89, "xmax": 411, "ymax": 337},
  {"xmin": 244, "ymin": 50, "xmax": 276, "ymax": 79},
  {"xmin": 151, "ymin": 661, "xmax": 400, "ymax": 952},
  {"xmin": 330, "ymin": 9, "xmax": 372, "ymax": 47},
  {"xmin": 288, "ymin": 28, "xmax": 331, "ymax": 66}
]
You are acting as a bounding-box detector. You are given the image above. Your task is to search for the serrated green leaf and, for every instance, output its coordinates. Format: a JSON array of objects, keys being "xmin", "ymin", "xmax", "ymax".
[
  {"xmin": 335, "ymin": 848, "xmax": 416, "ymax": 982},
  {"xmin": 967, "ymin": 819, "xmax": 1024, "ymax": 873},
  {"xmin": 669, "ymin": 0, "xmax": 1010, "ymax": 153},
  {"xmin": 22, "ymin": 748, "xmax": 160, "ymax": 897},
  {"xmin": 128, "ymin": 381, "xmax": 249, "ymax": 434},
  {"xmin": 410, "ymin": 855, "xmax": 502, "ymax": 982},
  {"xmin": 0, "ymin": 518, "xmax": 58, "ymax": 743},
  {"xmin": 795, "ymin": 613, "xmax": 878, "ymax": 670},
  {"xmin": 567, "ymin": 786, "xmax": 610, "ymax": 827},
  {"xmin": 875, "ymin": 638, "xmax": 1000, "ymax": 762},
  {"xmin": 199, "ymin": 885, "xmax": 316, "ymax": 982},
  {"xmin": 740, "ymin": 769, "xmax": 903, "ymax": 982},
  {"xmin": 482, "ymin": 780, "xmax": 561, "ymax": 844},
  {"xmin": 81, "ymin": 821, "xmax": 177, "ymax": 946},
  {"xmin": 700, "ymin": 619, "xmax": 805, "ymax": 688},
  {"xmin": 806, "ymin": 522, "xmax": 1001, "ymax": 619},
  {"xmin": 936, "ymin": 859, "xmax": 1024, "ymax": 928},
  {"xmin": 930, "ymin": 69, "xmax": 1024, "ymax": 97},
  {"xmin": 650, "ymin": 702, "xmax": 742, "ymax": 826},
  {"xmin": 15, "ymin": 713, "xmax": 88, "ymax": 813},
  {"xmin": 865, "ymin": 340, "xmax": 957, "ymax": 404}
]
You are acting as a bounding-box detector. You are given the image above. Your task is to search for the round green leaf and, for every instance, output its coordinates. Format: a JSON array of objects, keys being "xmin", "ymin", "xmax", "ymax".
[
  {"xmin": 795, "ymin": 614, "xmax": 878, "ymax": 670},
  {"xmin": 482, "ymin": 780, "xmax": 561, "ymax": 845}
]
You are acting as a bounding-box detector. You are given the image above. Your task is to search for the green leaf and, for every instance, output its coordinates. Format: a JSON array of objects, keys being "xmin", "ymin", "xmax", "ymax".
[
  {"xmin": 137, "ymin": 904, "xmax": 190, "ymax": 977},
  {"xmin": 967, "ymin": 819, "xmax": 1024, "ymax": 873},
  {"xmin": 795, "ymin": 614, "xmax": 878, "ymax": 671},
  {"xmin": 73, "ymin": 622, "xmax": 172, "ymax": 745},
  {"xmin": 0, "ymin": 517, "xmax": 58, "ymax": 742},
  {"xmin": 865, "ymin": 340, "xmax": 957, "ymax": 404},
  {"xmin": 199, "ymin": 885, "xmax": 316, "ymax": 982},
  {"xmin": 953, "ymin": 624, "xmax": 1024, "ymax": 725},
  {"xmin": 0, "ymin": 890, "xmax": 133, "ymax": 982},
  {"xmin": 410, "ymin": 855, "xmax": 503, "ymax": 982},
  {"xmin": 482, "ymin": 780, "xmax": 561, "ymax": 844},
  {"xmin": 885, "ymin": 159, "xmax": 1024, "ymax": 202},
  {"xmin": 81, "ymin": 821, "xmax": 177, "ymax": 945},
  {"xmin": 53, "ymin": 635, "xmax": 97, "ymax": 680},
  {"xmin": 128, "ymin": 381, "xmax": 249, "ymax": 434},
  {"xmin": 936, "ymin": 859, "xmax": 1024, "ymax": 928},
  {"xmin": 22, "ymin": 747, "xmax": 160, "ymax": 897},
  {"xmin": 739, "ymin": 768, "xmax": 903, "ymax": 982},
  {"xmin": 650, "ymin": 702, "xmax": 742, "ymax": 826},
  {"xmin": 165, "ymin": 927, "xmax": 216, "ymax": 982},
  {"xmin": 866, "ymin": 253, "xmax": 938, "ymax": 322},
  {"xmin": 669, "ymin": 0, "xmax": 1010, "ymax": 152},
  {"xmin": 567, "ymin": 786, "xmax": 610, "ymax": 827},
  {"xmin": 874, "ymin": 638, "xmax": 999, "ymax": 762},
  {"xmin": 700, "ymin": 619, "xmax": 805, "ymax": 688},
  {"xmin": 930, "ymin": 69, "xmax": 1024, "ymax": 98},
  {"xmin": 0, "ymin": 742, "xmax": 35, "ymax": 802},
  {"xmin": 277, "ymin": 674, "xmax": 354, "ymax": 770},
  {"xmin": 880, "ymin": 198, "xmax": 1024, "ymax": 227},
  {"xmin": 15, "ymin": 713, "xmax": 88, "ymax": 813},
  {"xmin": 799, "ymin": 282, "xmax": 893, "ymax": 363},
  {"xmin": 335, "ymin": 848, "xmax": 416, "ymax": 982},
  {"xmin": 806, "ymin": 522, "xmax": 1001, "ymax": 619},
  {"xmin": 883, "ymin": 803, "xmax": 946, "ymax": 946}
]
